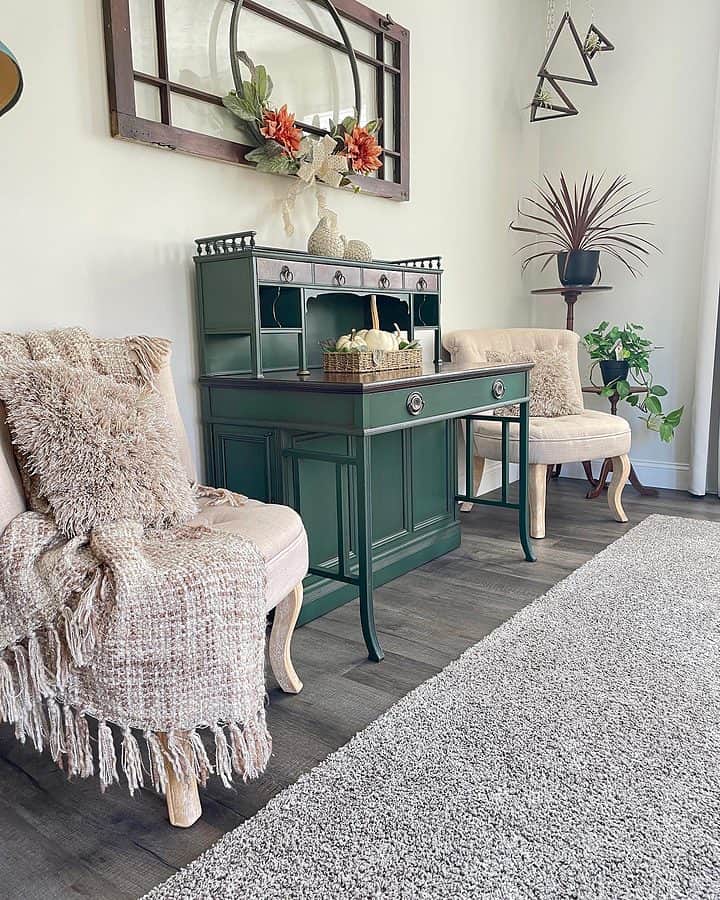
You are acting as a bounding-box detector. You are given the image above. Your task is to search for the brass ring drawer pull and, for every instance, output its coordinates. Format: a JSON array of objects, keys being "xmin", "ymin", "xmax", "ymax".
[
  {"xmin": 280, "ymin": 265, "xmax": 294, "ymax": 283},
  {"xmin": 492, "ymin": 379, "xmax": 506, "ymax": 400},
  {"xmin": 417, "ymin": 276, "xmax": 428, "ymax": 291},
  {"xmin": 379, "ymin": 274, "xmax": 390, "ymax": 289},
  {"xmin": 406, "ymin": 392, "xmax": 425, "ymax": 416},
  {"xmin": 334, "ymin": 270, "xmax": 346, "ymax": 286}
]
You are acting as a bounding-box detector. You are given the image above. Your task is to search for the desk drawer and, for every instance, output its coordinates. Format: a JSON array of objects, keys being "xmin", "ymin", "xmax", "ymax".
[
  {"xmin": 257, "ymin": 257, "xmax": 312, "ymax": 284},
  {"xmin": 315, "ymin": 264, "xmax": 363, "ymax": 289},
  {"xmin": 363, "ymin": 371, "xmax": 528, "ymax": 430},
  {"xmin": 363, "ymin": 268, "xmax": 403, "ymax": 291},
  {"xmin": 404, "ymin": 272, "xmax": 439, "ymax": 292}
]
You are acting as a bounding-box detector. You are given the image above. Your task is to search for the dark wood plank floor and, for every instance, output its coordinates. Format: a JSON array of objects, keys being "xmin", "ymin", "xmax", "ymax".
[{"xmin": 1, "ymin": 481, "xmax": 718, "ymax": 900}]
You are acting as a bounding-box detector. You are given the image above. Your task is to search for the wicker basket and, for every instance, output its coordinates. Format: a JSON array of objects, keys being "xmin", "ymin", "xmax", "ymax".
[{"xmin": 323, "ymin": 348, "xmax": 423, "ymax": 373}]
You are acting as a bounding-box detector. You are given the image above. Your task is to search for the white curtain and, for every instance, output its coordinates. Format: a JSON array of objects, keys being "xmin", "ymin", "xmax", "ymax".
[{"xmin": 690, "ymin": 51, "xmax": 720, "ymax": 497}]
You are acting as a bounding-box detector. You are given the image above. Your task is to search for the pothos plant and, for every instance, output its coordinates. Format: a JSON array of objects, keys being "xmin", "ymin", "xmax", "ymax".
[
  {"xmin": 222, "ymin": 56, "xmax": 383, "ymax": 185},
  {"xmin": 583, "ymin": 322, "xmax": 684, "ymax": 443}
]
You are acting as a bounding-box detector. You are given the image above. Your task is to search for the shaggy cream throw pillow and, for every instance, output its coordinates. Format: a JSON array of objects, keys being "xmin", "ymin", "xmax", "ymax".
[
  {"xmin": 0, "ymin": 359, "xmax": 197, "ymax": 536},
  {"xmin": 487, "ymin": 349, "xmax": 584, "ymax": 418}
]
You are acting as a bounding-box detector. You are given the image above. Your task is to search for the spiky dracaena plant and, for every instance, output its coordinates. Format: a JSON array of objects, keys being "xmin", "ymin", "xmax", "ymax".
[{"xmin": 510, "ymin": 172, "xmax": 660, "ymax": 278}]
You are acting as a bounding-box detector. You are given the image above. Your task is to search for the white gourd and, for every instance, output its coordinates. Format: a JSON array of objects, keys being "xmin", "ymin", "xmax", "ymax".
[
  {"xmin": 364, "ymin": 329, "xmax": 397, "ymax": 352},
  {"xmin": 335, "ymin": 330, "xmax": 368, "ymax": 352}
]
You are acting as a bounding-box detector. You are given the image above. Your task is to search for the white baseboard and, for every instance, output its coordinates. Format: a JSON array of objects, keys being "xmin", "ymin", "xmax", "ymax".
[
  {"xmin": 559, "ymin": 459, "xmax": 690, "ymax": 492},
  {"xmin": 470, "ymin": 459, "xmax": 689, "ymax": 494}
]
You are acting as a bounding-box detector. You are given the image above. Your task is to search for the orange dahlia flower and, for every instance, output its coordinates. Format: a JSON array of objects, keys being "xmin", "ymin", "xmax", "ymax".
[
  {"xmin": 261, "ymin": 105, "xmax": 303, "ymax": 156},
  {"xmin": 343, "ymin": 126, "xmax": 383, "ymax": 174}
]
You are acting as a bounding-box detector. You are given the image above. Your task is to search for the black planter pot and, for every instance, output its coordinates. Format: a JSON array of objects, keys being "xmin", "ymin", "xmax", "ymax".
[
  {"xmin": 599, "ymin": 359, "xmax": 630, "ymax": 387},
  {"xmin": 557, "ymin": 250, "xmax": 600, "ymax": 286}
]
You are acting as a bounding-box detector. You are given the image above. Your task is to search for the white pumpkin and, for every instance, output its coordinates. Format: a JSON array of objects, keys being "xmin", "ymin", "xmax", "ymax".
[
  {"xmin": 336, "ymin": 330, "xmax": 368, "ymax": 352},
  {"xmin": 364, "ymin": 329, "xmax": 398, "ymax": 352}
]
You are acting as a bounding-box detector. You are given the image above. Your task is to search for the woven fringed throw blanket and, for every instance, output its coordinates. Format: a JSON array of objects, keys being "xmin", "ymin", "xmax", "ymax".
[{"xmin": 0, "ymin": 328, "xmax": 270, "ymax": 794}]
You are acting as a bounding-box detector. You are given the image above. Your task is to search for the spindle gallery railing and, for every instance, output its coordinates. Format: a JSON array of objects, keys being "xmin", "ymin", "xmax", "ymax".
[
  {"xmin": 389, "ymin": 256, "xmax": 443, "ymax": 270},
  {"xmin": 195, "ymin": 231, "xmax": 258, "ymax": 256}
]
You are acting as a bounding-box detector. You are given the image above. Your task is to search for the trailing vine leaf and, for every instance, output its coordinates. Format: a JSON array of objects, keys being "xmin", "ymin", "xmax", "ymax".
[
  {"xmin": 616, "ymin": 379, "xmax": 631, "ymax": 399},
  {"xmin": 246, "ymin": 141, "xmax": 298, "ymax": 175},
  {"xmin": 645, "ymin": 395, "xmax": 662, "ymax": 416},
  {"xmin": 665, "ymin": 407, "xmax": 684, "ymax": 427},
  {"xmin": 255, "ymin": 65, "xmax": 270, "ymax": 103},
  {"xmin": 223, "ymin": 92, "xmax": 259, "ymax": 122}
]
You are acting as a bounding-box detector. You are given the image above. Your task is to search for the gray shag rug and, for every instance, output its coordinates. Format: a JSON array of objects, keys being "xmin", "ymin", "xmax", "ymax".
[{"xmin": 145, "ymin": 515, "xmax": 720, "ymax": 899}]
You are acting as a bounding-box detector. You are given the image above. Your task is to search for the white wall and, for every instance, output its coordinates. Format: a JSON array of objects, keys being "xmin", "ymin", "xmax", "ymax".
[
  {"xmin": 1, "ymin": 0, "xmax": 543, "ymax": 472},
  {"xmin": 530, "ymin": 0, "xmax": 720, "ymax": 489}
]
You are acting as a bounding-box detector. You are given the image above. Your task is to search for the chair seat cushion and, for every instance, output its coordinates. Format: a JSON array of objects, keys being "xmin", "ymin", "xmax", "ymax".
[
  {"xmin": 473, "ymin": 409, "xmax": 631, "ymax": 465},
  {"xmin": 192, "ymin": 499, "xmax": 308, "ymax": 612}
]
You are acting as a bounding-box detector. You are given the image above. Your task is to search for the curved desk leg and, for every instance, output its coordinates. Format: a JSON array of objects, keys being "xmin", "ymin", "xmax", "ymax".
[
  {"xmin": 518, "ymin": 399, "xmax": 536, "ymax": 562},
  {"xmin": 356, "ymin": 434, "xmax": 384, "ymax": 662}
]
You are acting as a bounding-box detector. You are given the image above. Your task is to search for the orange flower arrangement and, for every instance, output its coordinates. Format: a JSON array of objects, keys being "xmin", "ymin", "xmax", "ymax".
[
  {"xmin": 342, "ymin": 126, "xmax": 383, "ymax": 175},
  {"xmin": 223, "ymin": 60, "xmax": 383, "ymax": 192},
  {"xmin": 260, "ymin": 105, "xmax": 303, "ymax": 156}
]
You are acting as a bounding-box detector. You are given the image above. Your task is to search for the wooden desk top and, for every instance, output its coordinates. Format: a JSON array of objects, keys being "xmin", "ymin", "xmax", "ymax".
[{"xmin": 201, "ymin": 362, "xmax": 533, "ymax": 394}]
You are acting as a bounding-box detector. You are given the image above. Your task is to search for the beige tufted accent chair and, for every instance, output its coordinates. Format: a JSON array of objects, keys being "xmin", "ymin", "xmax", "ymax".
[
  {"xmin": 0, "ymin": 346, "xmax": 309, "ymax": 828},
  {"xmin": 444, "ymin": 328, "xmax": 632, "ymax": 539}
]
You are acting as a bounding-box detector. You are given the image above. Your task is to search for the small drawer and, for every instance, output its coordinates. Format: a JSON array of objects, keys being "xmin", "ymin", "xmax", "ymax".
[
  {"xmin": 314, "ymin": 264, "xmax": 363, "ymax": 289},
  {"xmin": 257, "ymin": 258, "xmax": 312, "ymax": 284},
  {"xmin": 404, "ymin": 272, "xmax": 439, "ymax": 293},
  {"xmin": 363, "ymin": 268, "xmax": 403, "ymax": 291}
]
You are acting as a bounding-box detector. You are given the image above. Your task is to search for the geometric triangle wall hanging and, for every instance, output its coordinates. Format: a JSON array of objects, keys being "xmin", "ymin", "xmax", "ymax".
[
  {"xmin": 584, "ymin": 23, "xmax": 615, "ymax": 59},
  {"xmin": 539, "ymin": 11, "xmax": 598, "ymax": 87},
  {"xmin": 529, "ymin": 74, "xmax": 579, "ymax": 123}
]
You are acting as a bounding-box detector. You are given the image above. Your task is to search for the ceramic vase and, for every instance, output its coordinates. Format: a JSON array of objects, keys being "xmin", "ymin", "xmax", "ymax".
[{"xmin": 308, "ymin": 211, "xmax": 346, "ymax": 258}]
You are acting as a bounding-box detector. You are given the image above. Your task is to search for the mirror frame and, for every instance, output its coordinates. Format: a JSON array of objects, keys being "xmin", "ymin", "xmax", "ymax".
[{"xmin": 102, "ymin": 0, "xmax": 409, "ymax": 200}]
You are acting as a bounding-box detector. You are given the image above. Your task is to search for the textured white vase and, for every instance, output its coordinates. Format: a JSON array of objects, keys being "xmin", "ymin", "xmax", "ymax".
[
  {"xmin": 344, "ymin": 239, "xmax": 373, "ymax": 263},
  {"xmin": 307, "ymin": 211, "xmax": 346, "ymax": 258}
]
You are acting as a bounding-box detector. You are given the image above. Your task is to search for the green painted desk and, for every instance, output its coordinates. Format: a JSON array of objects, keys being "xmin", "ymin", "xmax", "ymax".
[{"xmin": 200, "ymin": 363, "xmax": 535, "ymax": 662}]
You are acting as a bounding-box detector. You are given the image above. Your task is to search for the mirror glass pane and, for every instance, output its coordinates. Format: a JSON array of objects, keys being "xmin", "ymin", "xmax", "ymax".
[
  {"xmin": 129, "ymin": 0, "xmax": 158, "ymax": 75},
  {"xmin": 172, "ymin": 92, "xmax": 253, "ymax": 142},
  {"xmin": 384, "ymin": 71, "xmax": 397, "ymax": 151},
  {"xmin": 166, "ymin": 0, "xmax": 234, "ymax": 95},
  {"xmin": 135, "ymin": 80, "xmax": 162, "ymax": 120},
  {"xmin": 341, "ymin": 17, "xmax": 376, "ymax": 57},
  {"xmin": 384, "ymin": 37, "xmax": 399, "ymax": 68},
  {"xmin": 235, "ymin": 9, "xmax": 376, "ymax": 129}
]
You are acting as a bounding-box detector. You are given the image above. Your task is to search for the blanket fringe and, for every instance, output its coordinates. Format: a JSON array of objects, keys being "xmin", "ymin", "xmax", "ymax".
[
  {"xmin": 193, "ymin": 483, "xmax": 248, "ymax": 508},
  {"xmin": 129, "ymin": 336, "xmax": 172, "ymax": 385},
  {"xmin": 98, "ymin": 720, "xmax": 119, "ymax": 792},
  {"xmin": 61, "ymin": 568, "xmax": 103, "ymax": 667},
  {"xmin": 146, "ymin": 731, "xmax": 169, "ymax": 795},
  {"xmin": 0, "ymin": 633, "xmax": 269, "ymax": 795},
  {"xmin": 121, "ymin": 728, "xmax": 144, "ymax": 797}
]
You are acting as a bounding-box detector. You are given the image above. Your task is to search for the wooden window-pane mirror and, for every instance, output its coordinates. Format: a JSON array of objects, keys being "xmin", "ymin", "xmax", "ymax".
[{"xmin": 103, "ymin": 0, "xmax": 410, "ymax": 200}]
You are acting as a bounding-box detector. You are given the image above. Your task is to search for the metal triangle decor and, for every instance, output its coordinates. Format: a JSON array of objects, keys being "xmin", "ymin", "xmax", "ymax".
[
  {"xmin": 584, "ymin": 24, "xmax": 615, "ymax": 59},
  {"xmin": 538, "ymin": 10, "xmax": 598, "ymax": 87},
  {"xmin": 530, "ymin": 74, "xmax": 579, "ymax": 123}
]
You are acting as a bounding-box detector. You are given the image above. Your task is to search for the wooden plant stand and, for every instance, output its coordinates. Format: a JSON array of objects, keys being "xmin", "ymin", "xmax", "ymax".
[
  {"xmin": 531, "ymin": 284, "xmax": 613, "ymax": 331},
  {"xmin": 582, "ymin": 386, "xmax": 658, "ymax": 499}
]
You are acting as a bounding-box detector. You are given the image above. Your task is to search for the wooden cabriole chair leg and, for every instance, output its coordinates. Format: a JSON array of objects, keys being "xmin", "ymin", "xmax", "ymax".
[
  {"xmin": 269, "ymin": 583, "xmax": 304, "ymax": 694},
  {"xmin": 608, "ymin": 454, "xmax": 631, "ymax": 523},
  {"xmin": 159, "ymin": 733, "xmax": 202, "ymax": 828},
  {"xmin": 460, "ymin": 457, "xmax": 486, "ymax": 513},
  {"xmin": 529, "ymin": 463, "xmax": 547, "ymax": 540}
]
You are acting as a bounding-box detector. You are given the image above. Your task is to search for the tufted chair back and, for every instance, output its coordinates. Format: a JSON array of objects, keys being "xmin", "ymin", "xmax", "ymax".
[
  {"xmin": 443, "ymin": 328, "xmax": 584, "ymax": 405},
  {"xmin": 0, "ymin": 346, "xmax": 195, "ymax": 535}
]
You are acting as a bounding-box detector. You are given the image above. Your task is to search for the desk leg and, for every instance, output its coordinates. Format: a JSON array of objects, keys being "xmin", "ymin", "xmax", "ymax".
[
  {"xmin": 518, "ymin": 400, "xmax": 536, "ymax": 563},
  {"xmin": 355, "ymin": 435, "xmax": 384, "ymax": 662}
]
